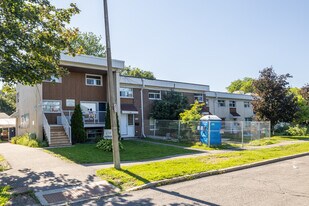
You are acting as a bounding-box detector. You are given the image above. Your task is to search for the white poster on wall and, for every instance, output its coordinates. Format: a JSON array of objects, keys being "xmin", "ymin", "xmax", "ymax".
[{"xmin": 66, "ymin": 99, "xmax": 75, "ymax": 107}]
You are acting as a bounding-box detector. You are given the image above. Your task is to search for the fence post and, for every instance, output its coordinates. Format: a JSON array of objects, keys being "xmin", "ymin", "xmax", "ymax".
[
  {"xmin": 154, "ymin": 120, "xmax": 156, "ymax": 136},
  {"xmin": 268, "ymin": 121, "xmax": 271, "ymax": 139},
  {"xmin": 241, "ymin": 121, "xmax": 244, "ymax": 148},
  {"xmin": 178, "ymin": 120, "xmax": 181, "ymax": 141},
  {"xmin": 258, "ymin": 122, "xmax": 261, "ymax": 141},
  {"xmin": 208, "ymin": 120, "xmax": 211, "ymax": 147}
]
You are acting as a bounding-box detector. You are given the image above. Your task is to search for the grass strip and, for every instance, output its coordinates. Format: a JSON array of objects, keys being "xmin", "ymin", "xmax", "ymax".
[
  {"xmin": 96, "ymin": 142, "xmax": 309, "ymax": 191},
  {"xmin": 0, "ymin": 186, "xmax": 11, "ymax": 206},
  {"xmin": 46, "ymin": 140, "xmax": 198, "ymax": 164}
]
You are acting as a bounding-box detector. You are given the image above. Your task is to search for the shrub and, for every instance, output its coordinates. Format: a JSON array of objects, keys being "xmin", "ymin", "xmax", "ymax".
[
  {"xmin": 10, "ymin": 133, "xmax": 41, "ymax": 147},
  {"xmin": 10, "ymin": 133, "xmax": 48, "ymax": 147},
  {"xmin": 71, "ymin": 104, "xmax": 86, "ymax": 143},
  {"xmin": 96, "ymin": 139, "xmax": 124, "ymax": 152},
  {"xmin": 286, "ymin": 125, "xmax": 308, "ymax": 136}
]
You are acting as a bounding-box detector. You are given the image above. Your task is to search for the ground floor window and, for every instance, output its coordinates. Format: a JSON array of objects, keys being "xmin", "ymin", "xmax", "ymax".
[
  {"xmin": 149, "ymin": 118, "xmax": 156, "ymax": 130},
  {"xmin": 86, "ymin": 129, "xmax": 103, "ymax": 139},
  {"xmin": 43, "ymin": 100, "xmax": 61, "ymax": 113},
  {"xmin": 20, "ymin": 113, "xmax": 30, "ymax": 128}
]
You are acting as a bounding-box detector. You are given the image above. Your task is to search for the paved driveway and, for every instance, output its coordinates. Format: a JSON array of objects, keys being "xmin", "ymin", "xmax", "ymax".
[
  {"xmin": 79, "ymin": 155, "xmax": 309, "ymax": 206},
  {"xmin": 0, "ymin": 143, "xmax": 101, "ymax": 191}
]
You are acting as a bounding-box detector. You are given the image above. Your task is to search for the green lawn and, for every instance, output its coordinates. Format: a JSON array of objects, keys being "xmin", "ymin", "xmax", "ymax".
[
  {"xmin": 46, "ymin": 140, "xmax": 199, "ymax": 164},
  {"xmin": 143, "ymin": 138, "xmax": 242, "ymax": 150},
  {"xmin": 96, "ymin": 142, "xmax": 309, "ymax": 190},
  {"xmin": 0, "ymin": 186, "xmax": 10, "ymax": 206},
  {"xmin": 145, "ymin": 136, "xmax": 309, "ymax": 149}
]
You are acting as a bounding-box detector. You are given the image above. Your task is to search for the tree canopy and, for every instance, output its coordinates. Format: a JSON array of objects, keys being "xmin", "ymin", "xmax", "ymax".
[
  {"xmin": 179, "ymin": 101, "xmax": 205, "ymax": 123},
  {"xmin": 0, "ymin": 84, "xmax": 16, "ymax": 115},
  {"xmin": 121, "ymin": 66, "xmax": 156, "ymax": 79},
  {"xmin": 226, "ymin": 77, "xmax": 255, "ymax": 93},
  {"xmin": 71, "ymin": 32, "xmax": 106, "ymax": 57},
  {"xmin": 252, "ymin": 67, "xmax": 298, "ymax": 130},
  {"xmin": 289, "ymin": 87, "xmax": 309, "ymax": 125},
  {"xmin": 151, "ymin": 91, "xmax": 188, "ymax": 120},
  {"xmin": 0, "ymin": 0, "xmax": 80, "ymax": 85}
]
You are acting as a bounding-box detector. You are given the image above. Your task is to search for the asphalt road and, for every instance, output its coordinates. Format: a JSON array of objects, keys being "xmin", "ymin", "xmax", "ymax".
[{"xmin": 77, "ymin": 155, "xmax": 309, "ymax": 206}]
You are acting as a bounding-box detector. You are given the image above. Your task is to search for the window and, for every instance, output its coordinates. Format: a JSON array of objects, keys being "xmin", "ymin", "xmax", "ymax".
[
  {"xmin": 245, "ymin": 117, "xmax": 253, "ymax": 121},
  {"xmin": 128, "ymin": 114, "xmax": 134, "ymax": 126},
  {"xmin": 244, "ymin": 101, "xmax": 250, "ymax": 108},
  {"xmin": 86, "ymin": 74, "xmax": 102, "ymax": 86},
  {"xmin": 120, "ymin": 88, "xmax": 133, "ymax": 98},
  {"xmin": 46, "ymin": 76, "xmax": 62, "ymax": 83},
  {"xmin": 149, "ymin": 90, "xmax": 161, "ymax": 100},
  {"xmin": 218, "ymin": 100, "xmax": 225, "ymax": 107},
  {"xmin": 229, "ymin": 101, "xmax": 236, "ymax": 108},
  {"xmin": 194, "ymin": 94, "xmax": 203, "ymax": 102},
  {"xmin": 149, "ymin": 118, "xmax": 156, "ymax": 130},
  {"xmin": 205, "ymin": 99, "xmax": 209, "ymax": 107},
  {"xmin": 20, "ymin": 113, "xmax": 30, "ymax": 128},
  {"xmin": 42, "ymin": 100, "xmax": 61, "ymax": 113}
]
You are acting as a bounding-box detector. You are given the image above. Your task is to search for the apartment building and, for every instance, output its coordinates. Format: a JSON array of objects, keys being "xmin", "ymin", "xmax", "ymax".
[
  {"xmin": 16, "ymin": 54, "xmax": 124, "ymax": 146},
  {"xmin": 119, "ymin": 76, "xmax": 254, "ymax": 138},
  {"xmin": 15, "ymin": 54, "xmax": 254, "ymax": 146}
]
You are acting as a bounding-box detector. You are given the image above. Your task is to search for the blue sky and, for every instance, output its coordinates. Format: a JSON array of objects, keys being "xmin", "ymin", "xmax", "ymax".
[{"xmin": 14, "ymin": 0, "xmax": 309, "ymax": 91}]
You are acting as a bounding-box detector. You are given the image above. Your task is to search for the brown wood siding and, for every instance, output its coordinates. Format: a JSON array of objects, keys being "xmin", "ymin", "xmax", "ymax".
[
  {"xmin": 43, "ymin": 70, "xmax": 108, "ymax": 110},
  {"xmin": 120, "ymin": 98, "xmax": 134, "ymax": 104}
]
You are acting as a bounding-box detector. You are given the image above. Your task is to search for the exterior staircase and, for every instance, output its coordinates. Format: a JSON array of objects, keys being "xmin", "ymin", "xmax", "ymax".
[{"xmin": 49, "ymin": 125, "xmax": 71, "ymax": 147}]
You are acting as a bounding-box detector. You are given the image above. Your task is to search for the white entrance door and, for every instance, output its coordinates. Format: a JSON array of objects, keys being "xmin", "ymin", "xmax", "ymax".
[
  {"xmin": 120, "ymin": 114, "xmax": 128, "ymax": 136},
  {"xmin": 120, "ymin": 114, "xmax": 135, "ymax": 137}
]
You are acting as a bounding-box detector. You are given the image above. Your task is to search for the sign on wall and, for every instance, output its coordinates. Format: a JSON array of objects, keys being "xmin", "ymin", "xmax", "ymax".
[{"xmin": 66, "ymin": 99, "xmax": 75, "ymax": 107}]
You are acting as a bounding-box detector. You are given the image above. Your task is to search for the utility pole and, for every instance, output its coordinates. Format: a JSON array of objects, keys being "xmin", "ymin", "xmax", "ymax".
[{"xmin": 103, "ymin": 0, "xmax": 121, "ymax": 169}]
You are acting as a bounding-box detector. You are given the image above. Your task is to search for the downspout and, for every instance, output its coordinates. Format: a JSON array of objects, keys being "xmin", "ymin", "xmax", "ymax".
[{"xmin": 141, "ymin": 78, "xmax": 146, "ymax": 138}]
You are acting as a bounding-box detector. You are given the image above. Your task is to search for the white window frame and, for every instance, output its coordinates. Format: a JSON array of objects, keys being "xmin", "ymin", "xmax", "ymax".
[
  {"xmin": 45, "ymin": 76, "xmax": 62, "ymax": 83},
  {"xmin": 218, "ymin": 100, "xmax": 225, "ymax": 107},
  {"xmin": 85, "ymin": 74, "xmax": 103, "ymax": 86},
  {"xmin": 42, "ymin": 100, "xmax": 62, "ymax": 113},
  {"xmin": 244, "ymin": 101, "xmax": 250, "ymax": 108},
  {"xmin": 20, "ymin": 113, "xmax": 30, "ymax": 129},
  {"xmin": 149, "ymin": 90, "xmax": 161, "ymax": 100},
  {"xmin": 149, "ymin": 118, "xmax": 157, "ymax": 131},
  {"xmin": 205, "ymin": 99, "xmax": 209, "ymax": 107},
  {"xmin": 120, "ymin": 88, "xmax": 134, "ymax": 98},
  {"xmin": 194, "ymin": 94, "xmax": 204, "ymax": 102},
  {"xmin": 229, "ymin": 100, "xmax": 236, "ymax": 108}
]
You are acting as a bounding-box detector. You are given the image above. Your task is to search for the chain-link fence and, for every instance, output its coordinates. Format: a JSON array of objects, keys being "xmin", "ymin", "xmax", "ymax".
[{"xmin": 144, "ymin": 120, "xmax": 271, "ymax": 146}]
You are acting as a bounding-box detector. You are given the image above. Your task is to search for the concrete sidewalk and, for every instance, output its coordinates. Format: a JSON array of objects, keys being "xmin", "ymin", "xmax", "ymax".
[{"xmin": 0, "ymin": 143, "xmax": 119, "ymax": 205}]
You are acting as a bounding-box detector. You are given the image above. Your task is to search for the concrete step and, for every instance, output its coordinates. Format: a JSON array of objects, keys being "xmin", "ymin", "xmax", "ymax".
[{"xmin": 49, "ymin": 143, "xmax": 72, "ymax": 147}]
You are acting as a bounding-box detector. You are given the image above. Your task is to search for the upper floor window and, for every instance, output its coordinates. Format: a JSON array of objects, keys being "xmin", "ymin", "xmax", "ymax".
[
  {"xmin": 46, "ymin": 75, "xmax": 62, "ymax": 83},
  {"xmin": 194, "ymin": 94, "xmax": 203, "ymax": 102},
  {"xmin": 42, "ymin": 100, "xmax": 61, "ymax": 113},
  {"xmin": 120, "ymin": 88, "xmax": 133, "ymax": 98},
  {"xmin": 86, "ymin": 74, "xmax": 102, "ymax": 86},
  {"xmin": 244, "ymin": 101, "xmax": 250, "ymax": 108},
  {"xmin": 149, "ymin": 90, "xmax": 161, "ymax": 100},
  {"xmin": 218, "ymin": 100, "xmax": 225, "ymax": 107},
  {"xmin": 229, "ymin": 101, "xmax": 236, "ymax": 108}
]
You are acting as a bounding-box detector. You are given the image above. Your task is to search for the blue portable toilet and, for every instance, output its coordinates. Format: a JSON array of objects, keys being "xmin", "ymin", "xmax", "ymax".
[{"xmin": 200, "ymin": 115, "xmax": 222, "ymax": 145}]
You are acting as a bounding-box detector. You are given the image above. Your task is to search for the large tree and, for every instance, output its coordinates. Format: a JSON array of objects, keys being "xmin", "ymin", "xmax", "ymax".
[
  {"xmin": 226, "ymin": 77, "xmax": 255, "ymax": 93},
  {"xmin": 71, "ymin": 32, "xmax": 106, "ymax": 57},
  {"xmin": 290, "ymin": 87, "xmax": 309, "ymax": 125},
  {"xmin": 300, "ymin": 84, "xmax": 309, "ymax": 103},
  {"xmin": 151, "ymin": 91, "xmax": 188, "ymax": 120},
  {"xmin": 0, "ymin": 0, "xmax": 80, "ymax": 85},
  {"xmin": 252, "ymin": 67, "xmax": 298, "ymax": 130},
  {"xmin": 121, "ymin": 66, "xmax": 156, "ymax": 80},
  {"xmin": 0, "ymin": 84, "xmax": 16, "ymax": 115}
]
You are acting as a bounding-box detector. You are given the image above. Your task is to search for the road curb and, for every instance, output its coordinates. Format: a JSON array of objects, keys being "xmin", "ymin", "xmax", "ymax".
[{"xmin": 126, "ymin": 151, "xmax": 309, "ymax": 192}]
